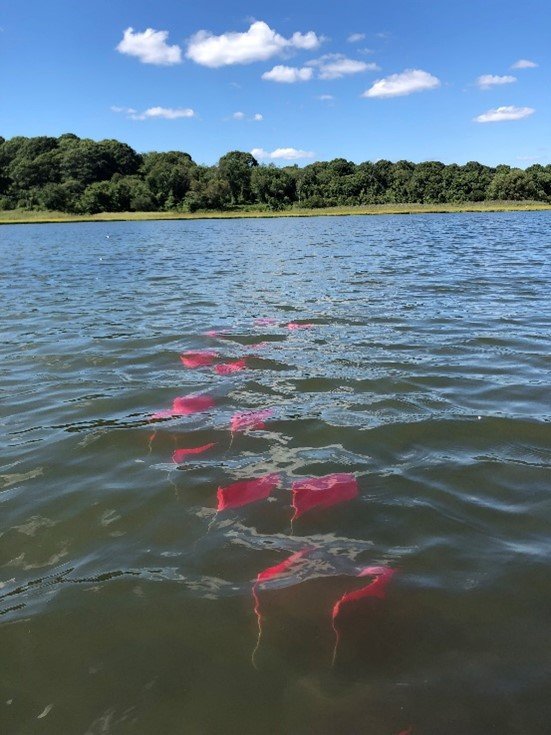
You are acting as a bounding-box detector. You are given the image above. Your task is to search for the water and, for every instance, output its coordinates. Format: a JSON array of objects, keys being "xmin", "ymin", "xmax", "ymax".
[{"xmin": 1, "ymin": 213, "xmax": 550, "ymax": 734}]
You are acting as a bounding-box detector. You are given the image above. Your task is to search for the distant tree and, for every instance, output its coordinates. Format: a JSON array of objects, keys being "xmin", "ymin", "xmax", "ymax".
[
  {"xmin": 487, "ymin": 169, "xmax": 539, "ymax": 201},
  {"xmin": 407, "ymin": 161, "xmax": 446, "ymax": 203},
  {"xmin": 142, "ymin": 151, "xmax": 195, "ymax": 209},
  {"xmin": 97, "ymin": 139, "xmax": 142, "ymax": 178},
  {"xmin": 218, "ymin": 151, "xmax": 258, "ymax": 204},
  {"xmin": 251, "ymin": 165, "xmax": 296, "ymax": 209},
  {"xmin": 525, "ymin": 164, "xmax": 551, "ymax": 202}
]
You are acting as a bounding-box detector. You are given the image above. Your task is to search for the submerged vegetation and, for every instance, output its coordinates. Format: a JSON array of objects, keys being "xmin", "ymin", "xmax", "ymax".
[{"xmin": 1, "ymin": 133, "xmax": 551, "ymax": 217}]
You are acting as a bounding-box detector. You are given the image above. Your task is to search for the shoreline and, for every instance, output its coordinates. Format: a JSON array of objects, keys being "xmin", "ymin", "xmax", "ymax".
[{"xmin": 1, "ymin": 201, "xmax": 550, "ymax": 225}]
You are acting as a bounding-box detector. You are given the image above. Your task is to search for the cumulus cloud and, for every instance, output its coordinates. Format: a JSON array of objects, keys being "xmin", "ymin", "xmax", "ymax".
[
  {"xmin": 347, "ymin": 33, "xmax": 366, "ymax": 43},
  {"xmin": 362, "ymin": 68, "xmax": 440, "ymax": 98},
  {"xmin": 186, "ymin": 20, "xmax": 321, "ymax": 67},
  {"xmin": 511, "ymin": 59, "xmax": 538, "ymax": 69},
  {"xmin": 262, "ymin": 65, "xmax": 313, "ymax": 83},
  {"xmin": 116, "ymin": 27, "xmax": 182, "ymax": 65},
  {"xmin": 476, "ymin": 74, "xmax": 516, "ymax": 89},
  {"xmin": 251, "ymin": 147, "xmax": 315, "ymax": 160},
  {"xmin": 474, "ymin": 105, "xmax": 535, "ymax": 123},
  {"xmin": 253, "ymin": 113, "xmax": 263, "ymax": 121},
  {"xmin": 112, "ymin": 105, "xmax": 195, "ymax": 120},
  {"xmin": 307, "ymin": 53, "xmax": 379, "ymax": 79},
  {"xmin": 232, "ymin": 111, "xmax": 245, "ymax": 120}
]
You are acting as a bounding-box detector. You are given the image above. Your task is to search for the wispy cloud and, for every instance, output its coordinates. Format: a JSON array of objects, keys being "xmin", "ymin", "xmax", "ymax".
[
  {"xmin": 363, "ymin": 68, "xmax": 440, "ymax": 98},
  {"xmin": 476, "ymin": 74, "xmax": 516, "ymax": 89},
  {"xmin": 186, "ymin": 20, "xmax": 321, "ymax": 67},
  {"xmin": 474, "ymin": 105, "xmax": 535, "ymax": 123},
  {"xmin": 116, "ymin": 28, "xmax": 182, "ymax": 66},
  {"xmin": 251, "ymin": 147, "xmax": 314, "ymax": 160},
  {"xmin": 231, "ymin": 111, "xmax": 263, "ymax": 121},
  {"xmin": 317, "ymin": 94, "xmax": 335, "ymax": 101},
  {"xmin": 262, "ymin": 65, "xmax": 313, "ymax": 83},
  {"xmin": 111, "ymin": 105, "xmax": 195, "ymax": 120},
  {"xmin": 511, "ymin": 59, "xmax": 538, "ymax": 69},
  {"xmin": 307, "ymin": 54, "xmax": 379, "ymax": 79},
  {"xmin": 347, "ymin": 33, "xmax": 366, "ymax": 43}
]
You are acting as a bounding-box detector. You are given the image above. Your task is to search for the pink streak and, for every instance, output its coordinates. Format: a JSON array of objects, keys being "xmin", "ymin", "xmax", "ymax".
[
  {"xmin": 172, "ymin": 443, "xmax": 216, "ymax": 464},
  {"xmin": 331, "ymin": 566, "xmax": 396, "ymax": 665},
  {"xmin": 252, "ymin": 549, "xmax": 311, "ymax": 667}
]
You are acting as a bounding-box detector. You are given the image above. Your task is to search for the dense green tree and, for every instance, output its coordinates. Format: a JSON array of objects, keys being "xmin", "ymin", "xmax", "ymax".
[
  {"xmin": 218, "ymin": 151, "xmax": 258, "ymax": 204},
  {"xmin": 487, "ymin": 169, "xmax": 539, "ymax": 201},
  {"xmin": 251, "ymin": 165, "xmax": 296, "ymax": 209},
  {"xmin": 141, "ymin": 151, "xmax": 195, "ymax": 209},
  {"xmin": 1, "ymin": 133, "xmax": 549, "ymax": 214}
]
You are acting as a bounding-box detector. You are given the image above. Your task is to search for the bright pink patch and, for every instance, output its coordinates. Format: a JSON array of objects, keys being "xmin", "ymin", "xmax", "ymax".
[
  {"xmin": 152, "ymin": 394, "xmax": 215, "ymax": 420},
  {"xmin": 215, "ymin": 358, "xmax": 247, "ymax": 375},
  {"xmin": 172, "ymin": 443, "xmax": 216, "ymax": 464},
  {"xmin": 291, "ymin": 473, "xmax": 358, "ymax": 520},
  {"xmin": 230, "ymin": 409, "xmax": 273, "ymax": 433},
  {"xmin": 172, "ymin": 394, "xmax": 215, "ymax": 415},
  {"xmin": 331, "ymin": 566, "xmax": 396, "ymax": 665},
  {"xmin": 254, "ymin": 318, "xmax": 278, "ymax": 326},
  {"xmin": 217, "ymin": 473, "xmax": 280, "ymax": 511},
  {"xmin": 287, "ymin": 322, "xmax": 314, "ymax": 330},
  {"xmin": 180, "ymin": 350, "xmax": 218, "ymax": 368}
]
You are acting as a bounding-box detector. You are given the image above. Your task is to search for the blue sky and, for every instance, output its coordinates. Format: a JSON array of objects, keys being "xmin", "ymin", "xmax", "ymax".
[{"xmin": 1, "ymin": 0, "xmax": 549, "ymax": 166}]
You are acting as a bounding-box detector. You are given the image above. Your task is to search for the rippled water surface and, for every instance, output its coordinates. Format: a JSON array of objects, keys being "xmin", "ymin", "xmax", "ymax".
[{"xmin": 1, "ymin": 213, "xmax": 550, "ymax": 734}]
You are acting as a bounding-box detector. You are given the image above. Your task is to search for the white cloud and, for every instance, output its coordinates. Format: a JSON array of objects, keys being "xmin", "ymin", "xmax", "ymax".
[
  {"xmin": 110, "ymin": 106, "xmax": 137, "ymax": 115},
  {"xmin": 251, "ymin": 147, "xmax": 314, "ymax": 160},
  {"xmin": 476, "ymin": 74, "xmax": 516, "ymax": 89},
  {"xmin": 262, "ymin": 65, "xmax": 313, "ymax": 83},
  {"xmin": 116, "ymin": 27, "xmax": 182, "ymax": 66},
  {"xmin": 308, "ymin": 53, "xmax": 379, "ymax": 79},
  {"xmin": 112, "ymin": 105, "xmax": 195, "ymax": 120},
  {"xmin": 474, "ymin": 105, "xmax": 535, "ymax": 123},
  {"xmin": 347, "ymin": 33, "xmax": 366, "ymax": 43},
  {"xmin": 139, "ymin": 107, "xmax": 195, "ymax": 120},
  {"xmin": 231, "ymin": 111, "xmax": 263, "ymax": 121},
  {"xmin": 362, "ymin": 68, "xmax": 440, "ymax": 98},
  {"xmin": 511, "ymin": 59, "xmax": 538, "ymax": 69},
  {"xmin": 317, "ymin": 94, "xmax": 334, "ymax": 101},
  {"xmin": 186, "ymin": 20, "xmax": 321, "ymax": 67}
]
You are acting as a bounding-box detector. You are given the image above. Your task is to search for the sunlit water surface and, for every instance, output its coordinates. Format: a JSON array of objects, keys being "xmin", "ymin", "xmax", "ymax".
[{"xmin": 1, "ymin": 213, "xmax": 550, "ymax": 734}]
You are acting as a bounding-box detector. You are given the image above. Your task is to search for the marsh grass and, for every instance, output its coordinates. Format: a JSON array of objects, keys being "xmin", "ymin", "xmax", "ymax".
[{"xmin": 1, "ymin": 201, "xmax": 550, "ymax": 225}]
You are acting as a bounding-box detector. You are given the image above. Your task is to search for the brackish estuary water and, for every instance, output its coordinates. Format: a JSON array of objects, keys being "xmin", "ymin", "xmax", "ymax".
[{"xmin": 1, "ymin": 213, "xmax": 550, "ymax": 734}]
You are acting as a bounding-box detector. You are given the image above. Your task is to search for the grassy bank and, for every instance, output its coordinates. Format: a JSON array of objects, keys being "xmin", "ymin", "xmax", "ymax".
[{"xmin": 1, "ymin": 201, "xmax": 550, "ymax": 225}]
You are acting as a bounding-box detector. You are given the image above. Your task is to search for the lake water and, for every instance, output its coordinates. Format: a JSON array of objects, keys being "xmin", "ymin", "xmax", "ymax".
[{"xmin": 1, "ymin": 213, "xmax": 550, "ymax": 734}]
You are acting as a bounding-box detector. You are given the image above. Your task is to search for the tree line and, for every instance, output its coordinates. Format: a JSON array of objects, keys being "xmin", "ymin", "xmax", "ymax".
[{"xmin": 1, "ymin": 133, "xmax": 550, "ymax": 214}]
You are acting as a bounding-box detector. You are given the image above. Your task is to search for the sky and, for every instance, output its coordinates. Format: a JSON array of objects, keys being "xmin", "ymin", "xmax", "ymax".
[{"xmin": 0, "ymin": 0, "xmax": 549, "ymax": 167}]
